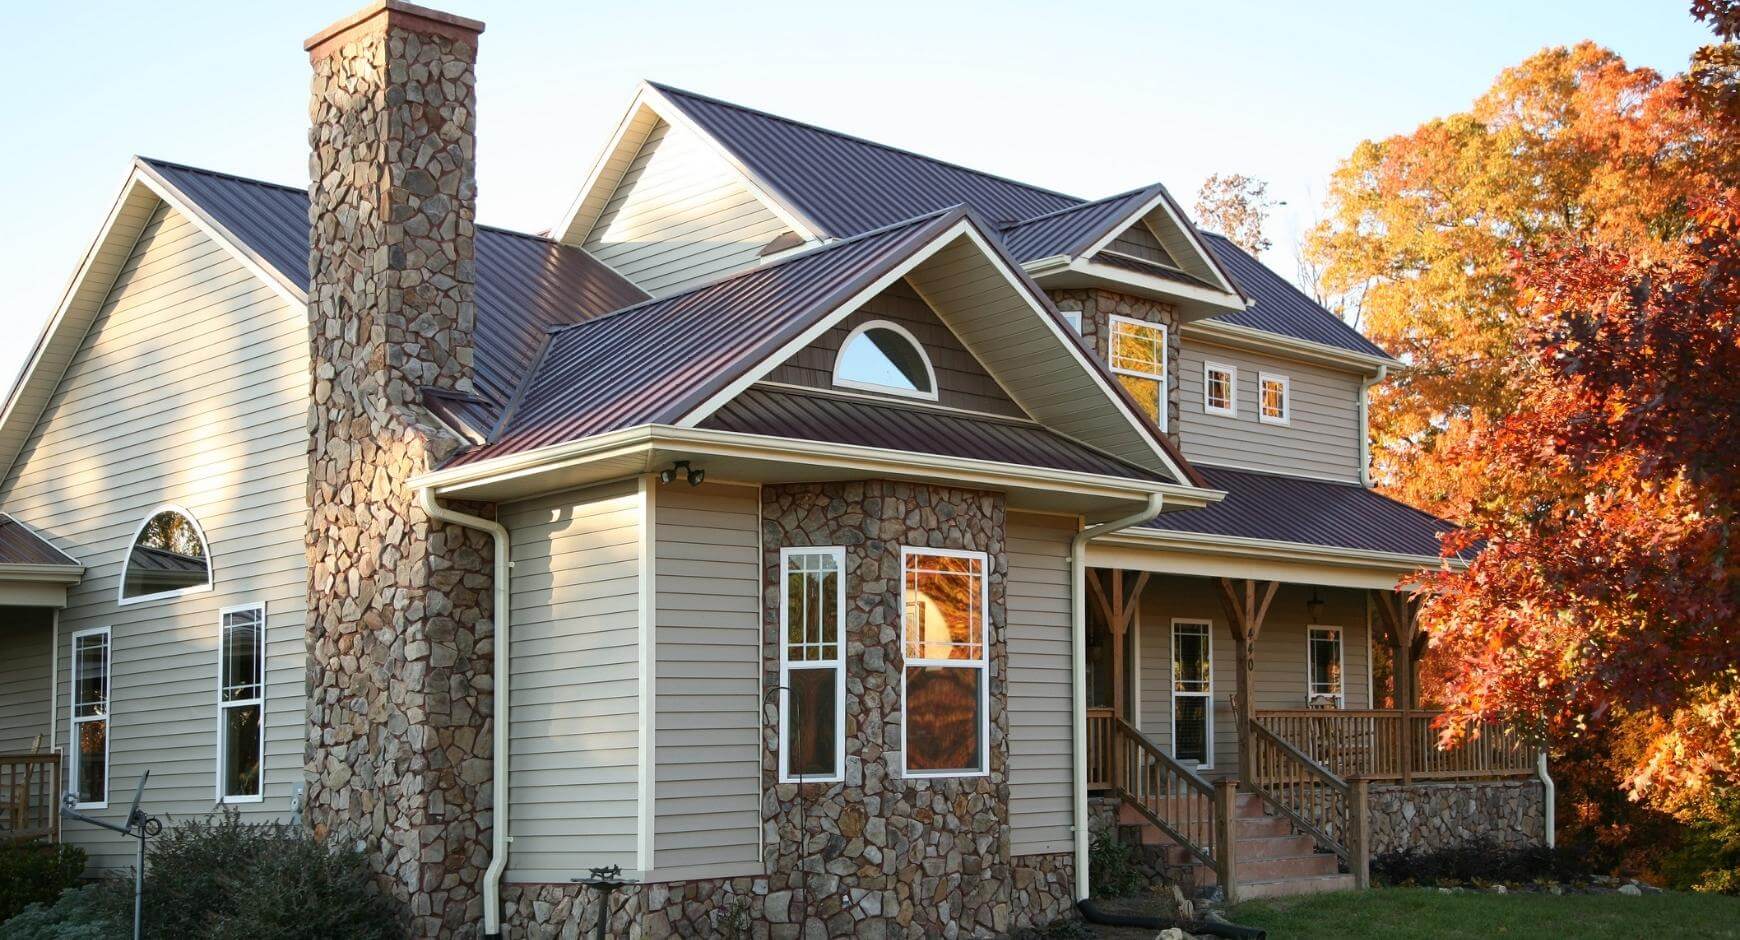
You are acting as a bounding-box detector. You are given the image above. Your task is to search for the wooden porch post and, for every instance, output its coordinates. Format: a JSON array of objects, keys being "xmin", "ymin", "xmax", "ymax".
[
  {"xmin": 1373, "ymin": 591, "xmax": 1426, "ymax": 784},
  {"xmin": 1088, "ymin": 569, "xmax": 1149, "ymax": 793},
  {"xmin": 1217, "ymin": 578, "xmax": 1278, "ymax": 786}
]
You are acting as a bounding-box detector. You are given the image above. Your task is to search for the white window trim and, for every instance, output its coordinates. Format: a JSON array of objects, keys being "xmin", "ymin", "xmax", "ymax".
[
  {"xmin": 1258, "ymin": 372, "xmax": 1291, "ymax": 426},
  {"xmin": 116, "ymin": 503, "xmax": 214, "ymax": 607},
  {"xmin": 216, "ymin": 602, "xmax": 267, "ymax": 804},
  {"xmin": 1107, "ymin": 314, "xmax": 1168, "ymax": 433},
  {"xmin": 778, "ymin": 547, "xmax": 847, "ymax": 784},
  {"xmin": 1203, "ymin": 361, "xmax": 1238, "ymax": 417},
  {"xmin": 68, "ymin": 626, "xmax": 111, "ymax": 809},
  {"xmin": 898, "ymin": 545, "xmax": 991, "ymax": 779},
  {"xmin": 831, "ymin": 319, "xmax": 940, "ymax": 402},
  {"xmin": 1170, "ymin": 618, "xmax": 1214, "ymax": 772},
  {"xmin": 1307, "ymin": 624, "xmax": 1346, "ymax": 708}
]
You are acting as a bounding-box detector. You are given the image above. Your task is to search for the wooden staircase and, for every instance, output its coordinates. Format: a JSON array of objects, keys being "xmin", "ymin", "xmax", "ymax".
[{"xmin": 1119, "ymin": 791, "xmax": 1356, "ymax": 900}]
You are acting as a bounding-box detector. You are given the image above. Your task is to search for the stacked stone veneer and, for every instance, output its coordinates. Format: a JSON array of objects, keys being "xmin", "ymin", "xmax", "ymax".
[
  {"xmin": 1367, "ymin": 780, "xmax": 1547, "ymax": 855},
  {"xmin": 303, "ymin": 4, "xmax": 495, "ymax": 935},
  {"xmin": 1047, "ymin": 288, "xmax": 1181, "ymax": 444},
  {"xmin": 499, "ymin": 480, "xmax": 1078, "ymax": 938}
]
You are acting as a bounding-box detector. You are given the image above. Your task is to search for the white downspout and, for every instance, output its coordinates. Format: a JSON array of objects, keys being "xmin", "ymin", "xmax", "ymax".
[
  {"xmin": 1537, "ymin": 751, "xmax": 1556, "ymax": 848},
  {"xmin": 418, "ymin": 489, "xmax": 512, "ymax": 938},
  {"xmin": 1069, "ymin": 493, "xmax": 1165, "ymax": 901},
  {"xmin": 1358, "ymin": 365, "xmax": 1388, "ymax": 488}
]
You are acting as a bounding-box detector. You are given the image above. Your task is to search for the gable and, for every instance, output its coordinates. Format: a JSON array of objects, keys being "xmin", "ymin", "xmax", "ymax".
[
  {"xmin": 578, "ymin": 115, "xmax": 796, "ymax": 296},
  {"xmin": 765, "ymin": 278, "xmax": 1028, "ymax": 419},
  {"xmin": 1101, "ymin": 222, "xmax": 1177, "ymax": 269}
]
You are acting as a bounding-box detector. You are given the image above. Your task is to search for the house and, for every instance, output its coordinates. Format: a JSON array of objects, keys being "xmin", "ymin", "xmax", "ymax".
[{"xmin": 0, "ymin": 2, "xmax": 1550, "ymax": 937}]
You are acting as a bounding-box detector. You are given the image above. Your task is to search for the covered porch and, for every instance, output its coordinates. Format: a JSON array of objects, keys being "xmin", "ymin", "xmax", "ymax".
[{"xmin": 0, "ymin": 513, "xmax": 83, "ymax": 845}]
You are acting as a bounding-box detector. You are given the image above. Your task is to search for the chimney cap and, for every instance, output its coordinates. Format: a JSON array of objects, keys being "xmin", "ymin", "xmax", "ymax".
[{"xmin": 305, "ymin": 0, "xmax": 484, "ymax": 56}]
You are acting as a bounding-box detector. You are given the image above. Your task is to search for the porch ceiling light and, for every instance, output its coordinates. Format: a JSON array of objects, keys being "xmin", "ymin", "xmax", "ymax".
[{"xmin": 1306, "ymin": 588, "xmax": 1326, "ymax": 622}]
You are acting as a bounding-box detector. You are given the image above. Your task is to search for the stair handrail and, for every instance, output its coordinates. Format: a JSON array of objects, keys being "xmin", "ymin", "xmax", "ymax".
[
  {"xmin": 1245, "ymin": 717, "xmax": 1353, "ymax": 866},
  {"xmin": 1108, "ymin": 716, "xmax": 1218, "ymax": 866}
]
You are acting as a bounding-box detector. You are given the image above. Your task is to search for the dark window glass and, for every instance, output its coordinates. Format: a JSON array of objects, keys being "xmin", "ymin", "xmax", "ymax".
[
  {"xmin": 787, "ymin": 667, "xmax": 838, "ymax": 778},
  {"xmin": 222, "ymin": 704, "xmax": 262, "ymax": 798},
  {"xmin": 77, "ymin": 720, "xmax": 106, "ymax": 805},
  {"xmin": 1174, "ymin": 697, "xmax": 1209, "ymax": 764},
  {"xmin": 904, "ymin": 666, "xmax": 981, "ymax": 773}
]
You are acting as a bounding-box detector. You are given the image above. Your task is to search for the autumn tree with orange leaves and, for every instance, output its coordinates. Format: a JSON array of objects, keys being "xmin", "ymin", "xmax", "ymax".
[{"xmin": 1311, "ymin": 3, "xmax": 1739, "ymax": 882}]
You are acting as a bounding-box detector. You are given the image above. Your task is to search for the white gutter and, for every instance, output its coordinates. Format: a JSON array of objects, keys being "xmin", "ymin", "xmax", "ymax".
[
  {"xmin": 1359, "ymin": 365, "xmax": 1388, "ymax": 487},
  {"xmin": 417, "ymin": 489, "xmax": 512, "ymax": 938},
  {"xmin": 1069, "ymin": 493, "xmax": 1165, "ymax": 900}
]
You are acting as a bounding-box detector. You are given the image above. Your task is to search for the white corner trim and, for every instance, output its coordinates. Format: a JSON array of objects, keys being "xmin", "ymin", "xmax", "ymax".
[{"xmin": 636, "ymin": 474, "xmax": 657, "ymax": 874}]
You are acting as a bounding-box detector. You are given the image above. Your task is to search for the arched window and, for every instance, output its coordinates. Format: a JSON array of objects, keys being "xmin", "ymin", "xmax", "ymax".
[
  {"xmin": 832, "ymin": 320, "xmax": 938, "ymax": 400},
  {"xmin": 120, "ymin": 506, "xmax": 212, "ymax": 603}
]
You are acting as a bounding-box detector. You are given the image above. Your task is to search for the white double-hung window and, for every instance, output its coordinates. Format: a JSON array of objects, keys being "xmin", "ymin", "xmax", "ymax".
[
  {"xmin": 70, "ymin": 627, "xmax": 111, "ymax": 808},
  {"xmin": 780, "ymin": 548, "xmax": 846, "ymax": 782},
  {"xmin": 1259, "ymin": 373, "xmax": 1291, "ymax": 425},
  {"xmin": 218, "ymin": 604, "xmax": 266, "ymax": 801},
  {"xmin": 1108, "ymin": 315, "xmax": 1168, "ymax": 431},
  {"xmin": 900, "ymin": 547, "xmax": 989, "ymax": 777}
]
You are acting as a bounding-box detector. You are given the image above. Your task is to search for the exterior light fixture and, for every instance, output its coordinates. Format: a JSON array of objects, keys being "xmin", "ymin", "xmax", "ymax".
[
  {"xmin": 1306, "ymin": 588, "xmax": 1326, "ymax": 622},
  {"xmin": 658, "ymin": 461, "xmax": 705, "ymax": 486}
]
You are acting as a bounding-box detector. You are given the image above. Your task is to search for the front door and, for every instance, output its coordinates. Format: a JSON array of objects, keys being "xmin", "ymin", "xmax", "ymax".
[{"xmin": 1171, "ymin": 619, "xmax": 1213, "ymax": 769}]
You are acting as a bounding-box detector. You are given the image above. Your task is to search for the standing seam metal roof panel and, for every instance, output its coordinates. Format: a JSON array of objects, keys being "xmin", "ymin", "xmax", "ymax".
[
  {"xmin": 700, "ymin": 388, "xmax": 1165, "ymax": 482},
  {"xmin": 1143, "ymin": 465, "xmax": 1455, "ymax": 557},
  {"xmin": 651, "ymin": 83, "xmax": 1082, "ymax": 236},
  {"xmin": 0, "ymin": 513, "xmax": 81, "ymax": 567},
  {"xmin": 453, "ymin": 209, "xmax": 965, "ymax": 465},
  {"xmin": 138, "ymin": 159, "xmax": 650, "ymax": 413},
  {"xmin": 1198, "ymin": 232, "xmax": 1390, "ymax": 359},
  {"xmin": 997, "ymin": 186, "xmax": 1157, "ymax": 262}
]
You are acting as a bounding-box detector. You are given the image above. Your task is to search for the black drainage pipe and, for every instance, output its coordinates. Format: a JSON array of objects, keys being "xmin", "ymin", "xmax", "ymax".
[{"xmin": 1076, "ymin": 898, "xmax": 1266, "ymax": 940}]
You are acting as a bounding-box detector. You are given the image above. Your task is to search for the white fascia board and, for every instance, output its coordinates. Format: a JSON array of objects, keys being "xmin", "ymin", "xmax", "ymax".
[
  {"xmin": 412, "ymin": 423, "xmax": 1224, "ymax": 509},
  {"xmin": 132, "ymin": 161, "xmax": 307, "ymax": 307},
  {"xmin": 1182, "ymin": 318, "xmax": 1399, "ymax": 375},
  {"xmin": 1069, "ymin": 257, "xmax": 1247, "ymax": 312},
  {"xmin": 552, "ymin": 86, "xmax": 660, "ymax": 247}
]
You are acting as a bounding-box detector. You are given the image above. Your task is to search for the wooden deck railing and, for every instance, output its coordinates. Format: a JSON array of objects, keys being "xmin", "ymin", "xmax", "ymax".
[
  {"xmin": 1247, "ymin": 718, "xmax": 1369, "ymax": 888},
  {"xmin": 1, "ymin": 753, "xmax": 61, "ymax": 844},
  {"xmin": 1255, "ymin": 709, "xmax": 1536, "ymax": 784}
]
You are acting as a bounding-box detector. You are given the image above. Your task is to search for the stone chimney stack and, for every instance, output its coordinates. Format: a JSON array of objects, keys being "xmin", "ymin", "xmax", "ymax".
[{"xmin": 303, "ymin": 3, "xmax": 495, "ymax": 936}]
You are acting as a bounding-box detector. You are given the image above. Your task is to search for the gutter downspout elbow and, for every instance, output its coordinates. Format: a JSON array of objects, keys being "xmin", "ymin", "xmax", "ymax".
[
  {"xmin": 1537, "ymin": 751, "xmax": 1556, "ymax": 849},
  {"xmin": 1069, "ymin": 493, "xmax": 1165, "ymax": 901},
  {"xmin": 1359, "ymin": 365, "xmax": 1387, "ymax": 488},
  {"xmin": 418, "ymin": 488, "xmax": 512, "ymax": 938}
]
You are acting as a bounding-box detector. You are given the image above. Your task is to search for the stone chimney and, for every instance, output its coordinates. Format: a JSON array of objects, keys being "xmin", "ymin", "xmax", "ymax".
[{"xmin": 303, "ymin": 3, "xmax": 495, "ymax": 935}]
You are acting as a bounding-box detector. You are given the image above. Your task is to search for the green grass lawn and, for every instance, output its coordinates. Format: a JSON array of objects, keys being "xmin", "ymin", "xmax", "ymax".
[{"xmin": 1229, "ymin": 887, "xmax": 1740, "ymax": 939}]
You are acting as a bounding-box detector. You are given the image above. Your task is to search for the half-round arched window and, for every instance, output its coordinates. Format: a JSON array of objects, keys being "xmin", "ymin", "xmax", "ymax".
[
  {"xmin": 832, "ymin": 320, "xmax": 938, "ymax": 400},
  {"xmin": 120, "ymin": 506, "xmax": 212, "ymax": 603}
]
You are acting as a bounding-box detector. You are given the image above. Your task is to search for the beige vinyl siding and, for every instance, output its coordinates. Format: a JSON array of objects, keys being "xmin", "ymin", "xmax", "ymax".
[
  {"xmin": 1176, "ymin": 339, "xmax": 1363, "ymax": 482},
  {"xmin": 0, "ymin": 201, "xmax": 307, "ymax": 870},
  {"xmin": 0, "ymin": 609, "xmax": 54, "ymax": 752},
  {"xmin": 653, "ymin": 482, "xmax": 762, "ymax": 879},
  {"xmin": 767, "ymin": 279, "xmax": 1028, "ymax": 418},
  {"xmin": 582, "ymin": 119, "xmax": 791, "ymax": 297},
  {"xmin": 1006, "ymin": 512, "xmax": 1076, "ymax": 856},
  {"xmin": 503, "ymin": 480, "xmax": 644, "ymax": 881},
  {"xmin": 1135, "ymin": 577, "xmax": 1369, "ymax": 771}
]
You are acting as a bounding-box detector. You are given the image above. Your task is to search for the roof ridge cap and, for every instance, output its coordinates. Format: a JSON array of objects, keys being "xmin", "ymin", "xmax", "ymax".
[
  {"xmin": 647, "ymin": 82, "xmax": 1084, "ymax": 206},
  {"xmin": 543, "ymin": 206, "xmax": 965, "ymax": 338}
]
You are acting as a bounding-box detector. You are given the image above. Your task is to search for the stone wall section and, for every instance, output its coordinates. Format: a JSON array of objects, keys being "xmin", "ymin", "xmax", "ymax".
[
  {"xmin": 1047, "ymin": 288, "xmax": 1181, "ymax": 443},
  {"xmin": 1367, "ymin": 780, "xmax": 1546, "ymax": 855},
  {"xmin": 303, "ymin": 6, "xmax": 495, "ymax": 936}
]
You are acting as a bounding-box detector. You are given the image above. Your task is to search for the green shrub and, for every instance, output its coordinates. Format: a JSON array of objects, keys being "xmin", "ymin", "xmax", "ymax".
[
  {"xmin": 1089, "ymin": 832, "xmax": 1147, "ymax": 897},
  {"xmin": 0, "ymin": 842, "xmax": 88, "ymax": 923},
  {"xmin": 0, "ymin": 883, "xmax": 128, "ymax": 940},
  {"xmin": 142, "ymin": 810, "xmax": 404, "ymax": 940},
  {"xmin": 1660, "ymin": 792, "xmax": 1740, "ymax": 895}
]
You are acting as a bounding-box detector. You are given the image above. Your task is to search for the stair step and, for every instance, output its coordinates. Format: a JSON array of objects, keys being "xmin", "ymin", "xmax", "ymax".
[
  {"xmin": 1153, "ymin": 832, "xmax": 1317, "ymax": 862},
  {"xmin": 1193, "ymin": 854, "xmax": 1341, "ymax": 885},
  {"xmin": 1235, "ymin": 873, "xmax": 1358, "ymax": 901},
  {"xmin": 1116, "ymin": 794, "xmax": 1271, "ymax": 832}
]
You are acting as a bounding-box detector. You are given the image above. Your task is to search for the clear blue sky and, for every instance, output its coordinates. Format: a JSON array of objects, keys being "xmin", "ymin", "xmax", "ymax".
[{"xmin": 0, "ymin": 0, "xmax": 1715, "ymax": 386}]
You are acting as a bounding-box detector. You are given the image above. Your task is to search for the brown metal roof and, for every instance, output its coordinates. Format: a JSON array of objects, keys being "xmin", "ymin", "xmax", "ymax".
[
  {"xmin": 996, "ymin": 186, "xmax": 1158, "ymax": 262},
  {"xmin": 0, "ymin": 514, "xmax": 80, "ymax": 568},
  {"xmin": 650, "ymin": 83, "xmax": 1082, "ymax": 236},
  {"xmin": 700, "ymin": 387, "xmax": 1166, "ymax": 482},
  {"xmin": 1143, "ymin": 465, "xmax": 1456, "ymax": 558},
  {"xmin": 451, "ymin": 209, "xmax": 968, "ymax": 465},
  {"xmin": 1198, "ymin": 233, "xmax": 1391, "ymax": 359}
]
